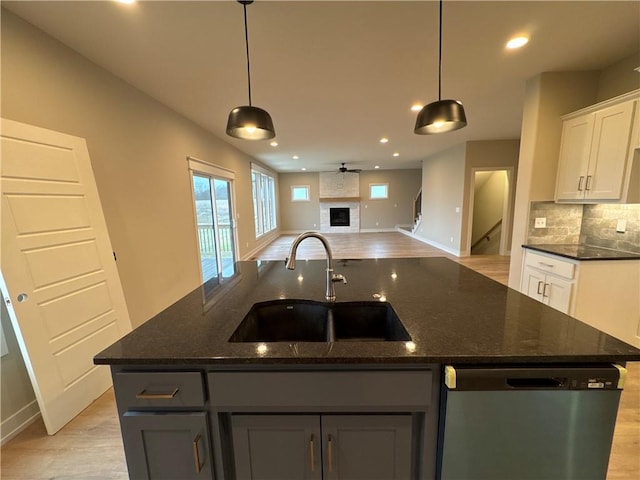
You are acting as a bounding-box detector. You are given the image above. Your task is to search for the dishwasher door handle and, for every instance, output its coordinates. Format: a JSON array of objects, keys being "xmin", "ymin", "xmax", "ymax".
[{"xmin": 506, "ymin": 377, "xmax": 565, "ymax": 388}]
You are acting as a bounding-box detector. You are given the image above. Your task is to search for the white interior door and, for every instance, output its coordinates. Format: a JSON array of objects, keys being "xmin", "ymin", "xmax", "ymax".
[{"xmin": 1, "ymin": 119, "xmax": 132, "ymax": 434}]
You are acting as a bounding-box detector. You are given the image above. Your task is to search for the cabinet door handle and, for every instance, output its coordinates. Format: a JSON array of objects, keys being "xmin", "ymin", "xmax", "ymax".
[
  {"xmin": 542, "ymin": 283, "xmax": 550, "ymax": 298},
  {"xmin": 537, "ymin": 281, "xmax": 544, "ymax": 295},
  {"xmin": 309, "ymin": 434, "xmax": 315, "ymax": 472},
  {"xmin": 135, "ymin": 387, "xmax": 179, "ymax": 399},
  {"xmin": 585, "ymin": 175, "xmax": 592, "ymax": 191},
  {"xmin": 577, "ymin": 176, "xmax": 585, "ymax": 191},
  {"xmin": 192, "ymin": 434, "xmax": 204, "ymax": 473},
  {"xmin": 327, "ymin": 434, "xmax": 334, "ymax": 473},
  {"xmin": 538, "ymin": 262, "xmax": 554, "ymax": 268}
]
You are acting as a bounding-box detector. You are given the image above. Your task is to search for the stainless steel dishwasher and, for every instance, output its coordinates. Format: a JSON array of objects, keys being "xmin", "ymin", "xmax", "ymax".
[{"xmin": 437, "ymin": 364, "xmax": 626, "ymax": 480}]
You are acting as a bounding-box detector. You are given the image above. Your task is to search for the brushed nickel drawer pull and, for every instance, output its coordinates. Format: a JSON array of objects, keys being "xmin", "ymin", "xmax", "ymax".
[
  {"xmin": 537, "ymin": 281, "xmax": 544, "ymax": 295},
  {"xmin": 585, "ymin": 175, "xmax": 592, "ymax": 191},
  {"xmin": 538, "ymin": 262, "xmax": 554, "ymax": 268},
  {"xmin": 192, "ymin": 433, "xmax": 204, "ymax": 473},
  {"xmin": 309, "ymin": 434, "xmax": 315, "ymax": 471},
  {"xmin": 542, "ymin": 283, "xmax": 550, "ymax": 298},
  {"xmin": 577, "ymin": 176, "xmax": 585, "ymax": 191},
  {"xmin": 135, "ymin": 387, "xmax": 179, "ymax": 399},
  {"xmin": 327, "ymin": 434, "xmax": 333, "ymax": 473}
]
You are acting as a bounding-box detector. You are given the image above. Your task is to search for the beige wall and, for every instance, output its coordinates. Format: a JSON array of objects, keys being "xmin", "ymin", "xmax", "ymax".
[
  {"xmin": 278, "ymin": 172, "xmax": 321, "ymax": 232},
  {"xmin": 277, "ymin": 169, "xmax": 421, "ymax": 233},
  {"xmin": 462, "ymin": 140, "xmax": 520, "ymax": 254},
  {"xmin": 359, "ymin": 170, "xmax": 422, "ymax": 230},
  {"xmin": 597, "ymin": 52, "xmax": 640, "ymax": 102},
  {"xmin": 1, "ymin": 289, "xmax": 38, "ymax": 443},
  {"xmin": 417, "ymin": 144, "xmax": 466, "ymax": 254},
  {"xmin": 1, "ymin": 10, "xmax": 278, "ymax": 328}
]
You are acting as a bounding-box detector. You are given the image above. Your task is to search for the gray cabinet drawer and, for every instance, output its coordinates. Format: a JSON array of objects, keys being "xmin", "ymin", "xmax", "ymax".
[
  {"xmin": 115, "ymin": 371, "xmax": 205, "ymax": 409},
  {"xmin": 208, "ymin": 370, "xmax": 432, "ymax": 411}
]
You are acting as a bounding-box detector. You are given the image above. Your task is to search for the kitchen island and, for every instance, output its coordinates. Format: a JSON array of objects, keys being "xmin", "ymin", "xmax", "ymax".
[{"xmin": 94, "ymin": 257, "xmax": 640, "ymax": 480}]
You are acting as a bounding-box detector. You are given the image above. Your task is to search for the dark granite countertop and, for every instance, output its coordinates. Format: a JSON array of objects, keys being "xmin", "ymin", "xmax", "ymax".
[
  {"xmin": 523, "ymin": 244, "xmax": 640, "ymax": 261},
  {"xmin": 94, "ymin": 257, "xmax": 640, "ymax": 366}
]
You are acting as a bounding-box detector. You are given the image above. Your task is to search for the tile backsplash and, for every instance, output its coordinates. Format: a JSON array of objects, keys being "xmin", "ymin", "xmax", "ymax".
[
  {"xmin": 528, "ymin": 201, "xmax": 640, "ymax": 254},
  {"xmin": 581, "ymin": 204, "xmax": 640, "ymax": 253}
]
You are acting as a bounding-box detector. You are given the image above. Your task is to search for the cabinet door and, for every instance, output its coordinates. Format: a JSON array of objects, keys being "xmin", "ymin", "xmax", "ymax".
[
  {"xmin": 521, "ymin": 265, "xmax": 545, "ymax": 302},
  {"xmin": 121, "ymin": 411, "xmax": 213, "ymax": 480},
  {"xmin": 543, "ymin": 275, "xmax": 573, "ymax": 313},
  {"xmin": 322, "ymin": 415, "xmax": 412, "ymax": 480},
  {"xmin": 232, "ymin": 415, "xmax": 322, "ymax": 480},
  {"xmin": 555, "ymin": 114, "xmax": 593, "ymax": 201},
  {"xmin": 585, "ymin": 100, "xmax": 636, "ymax": 201}
]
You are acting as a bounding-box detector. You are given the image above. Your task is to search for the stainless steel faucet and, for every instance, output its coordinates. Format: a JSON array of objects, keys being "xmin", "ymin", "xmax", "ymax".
[{"xmin": 285, "ymin": 231, "xmax": 346, "ymax": 302}]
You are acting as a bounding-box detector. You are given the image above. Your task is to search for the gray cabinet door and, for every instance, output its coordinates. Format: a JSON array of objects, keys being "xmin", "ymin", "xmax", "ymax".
[
  {"xmin": 232, "ymin": 414, "xmax": 412, "ymax": 480},
  {"xmin": 232, "ymin": 415, "xmax": 322, "ymax": 480},
  {"xmin": 121, "ymin": 411, "xmax": 213, "ymax": 480},
  {"xmin": 322, "ymin": 415, "xmax": 412, "ymax": 480}
]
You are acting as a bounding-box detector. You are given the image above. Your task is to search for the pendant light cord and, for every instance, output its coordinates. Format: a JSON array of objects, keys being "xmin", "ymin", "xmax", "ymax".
[
  {"xmin": 438, "ymin": 0, "xmax": 443, "ymax": 101},
  {"xmin": 243, "ymin": 2, "xmax": 252, "ymax": 106}
]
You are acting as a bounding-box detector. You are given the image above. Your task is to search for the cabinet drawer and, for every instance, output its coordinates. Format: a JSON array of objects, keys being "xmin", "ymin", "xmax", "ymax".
[
  {"xmin": 208, "ymin": 370, "xmax": 432, "ymax": 411},
  {"xmin": 115, "ymin": 371, "xmax": 205, "ymax": 409},
  {"xmin": 524, "ymin": 251, "xmax": 575, "ymax": 279}
]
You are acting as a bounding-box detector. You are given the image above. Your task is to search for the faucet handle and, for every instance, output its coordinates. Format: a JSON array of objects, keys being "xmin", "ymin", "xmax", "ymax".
[{"xmin": 332, "ymin": 273, "xmax": 347, "ymax": 284}]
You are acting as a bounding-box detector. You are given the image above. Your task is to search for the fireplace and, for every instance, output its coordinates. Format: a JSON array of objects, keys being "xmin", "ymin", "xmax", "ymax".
[{"xmin": 330, "ymin": 207, "xmax": 350, "ymax": 227}]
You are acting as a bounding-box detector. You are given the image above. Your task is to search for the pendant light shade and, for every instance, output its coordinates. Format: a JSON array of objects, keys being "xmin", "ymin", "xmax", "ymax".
[
  {"xmin": 414, "ymin": 0, "xmax": 467, "ymax": 135},
  {"xmin": 414, "ymin": 99, "xmax": 467, "ymax": 134},
  {"xmin": 226, "ymin": 105, "xmax": 275, "ymax": 140},
  {"xmin": 227, "ymin": 0, "xmax": 276, "ymax": 140}
]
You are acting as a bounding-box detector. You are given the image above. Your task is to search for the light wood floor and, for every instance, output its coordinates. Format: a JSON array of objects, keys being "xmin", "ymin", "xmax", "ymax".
[{"xmin": 1, "ymin": 232, "xmax": 637, "ymax": 479}]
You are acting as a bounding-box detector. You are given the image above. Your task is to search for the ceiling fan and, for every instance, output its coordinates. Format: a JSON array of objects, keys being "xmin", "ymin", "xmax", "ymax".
[{"xmin": 338, "ymin": 162, "xmax": 362, "ymax": 173}]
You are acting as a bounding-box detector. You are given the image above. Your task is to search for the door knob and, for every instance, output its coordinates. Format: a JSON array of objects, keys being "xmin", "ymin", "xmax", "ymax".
[{"xmin": 16, "ymin": 293, "xmax": 28, "ymax": 303}]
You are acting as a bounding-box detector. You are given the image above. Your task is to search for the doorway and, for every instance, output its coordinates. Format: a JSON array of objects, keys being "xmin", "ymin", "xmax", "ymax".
[{"xmin": 468, "ymin": 169, "xmax": 512, "ymax": 256}]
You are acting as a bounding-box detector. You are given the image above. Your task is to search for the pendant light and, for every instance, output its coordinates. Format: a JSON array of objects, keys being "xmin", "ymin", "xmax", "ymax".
[
  {"xmin": 414, "ymin": 0, "xmax": 467, "ymax": 135},
  {"xmin": 226, "ymin": 0, "xmax": 276, "ymax": 140}
]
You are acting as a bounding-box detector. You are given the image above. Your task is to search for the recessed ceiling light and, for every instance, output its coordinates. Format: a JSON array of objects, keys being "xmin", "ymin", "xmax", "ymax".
[
  {"xmin": 115, "ymin": 0, "xmax": 136, "ymax": 4},
  {"xmin": 292, "ymin": 155, "xmax": 299, "ymax": 159},
  {"xmin": 301, "ymin": 167, "xmax": 306, "ymax": 171},
  {"xmin": 393, "ymin": 152, "xmax": 400, "ymax": 157},
  {"xmin": 374, "ymin": 165, "xmax": 380, "ymax": 169},
  {"xmin": 506, "ymin": 36, "xmax": 529, "ymax": 49},
  {"xmin": 411, "ymin": 104, "xmax": 423, "ymax": 112},
  {"xmin": 379, "ymin": 137, "xmax": 389, "ymax": 144},
  {"xmin": 270, "ymin": 141, "xmax": 278, "ymax": 147}
]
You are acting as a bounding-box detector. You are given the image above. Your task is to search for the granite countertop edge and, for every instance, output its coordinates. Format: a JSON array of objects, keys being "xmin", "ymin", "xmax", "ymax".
[{"xmin": 523, "ymin": 244, "xmax": 640, "ymax": 261}]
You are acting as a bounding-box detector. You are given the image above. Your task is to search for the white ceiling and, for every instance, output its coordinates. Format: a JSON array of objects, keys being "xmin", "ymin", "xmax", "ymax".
[{"xmin": 3, "ymin": 1, "xmax": 639, "ymax": 173}]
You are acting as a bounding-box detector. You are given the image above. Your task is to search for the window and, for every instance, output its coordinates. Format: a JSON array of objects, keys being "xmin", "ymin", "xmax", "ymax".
[
  {"xmin": 369, "ymin": 183, "xmax": 389, "ymax": 199},
  {"xmin": 188, "ymin": 157, "xmax": 238, "ymax": 299},
  {"xmin": 251, "ymin": 165, "xmax": 277, "ymax": 237},
  {"xmin": 291, "ymin": 185, "xmax": 310, "ymax": 202}
]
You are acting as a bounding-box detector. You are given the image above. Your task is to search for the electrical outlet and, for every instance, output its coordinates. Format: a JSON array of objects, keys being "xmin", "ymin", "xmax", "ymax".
[
  {"xmin": 534, "ymin": 217, "xmax": 546, "ymax": 228},
  {"xmin": 616, "ymin": 219, "xmax": 627, "ymax": 233}
]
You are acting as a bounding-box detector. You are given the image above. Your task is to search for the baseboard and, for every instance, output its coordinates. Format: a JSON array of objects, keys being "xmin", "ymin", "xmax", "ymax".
[
  {"xmin": 396, "ymin": 227, "xmax": 461, "ymax": 257},
  {"xmin": 241, "ymin": 230, "xmax": 281, "ymax": 260},
  {"xmin": 1, "ymin": 400, "xmax": 41, "ymax": 446},
  {"xmin": 359, "ymin": 228, "xmax": 397, "ymax": 233}
]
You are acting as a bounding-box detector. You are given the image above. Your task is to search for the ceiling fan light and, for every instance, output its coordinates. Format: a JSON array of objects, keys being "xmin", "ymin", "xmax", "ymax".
[
  {"xmin": 414, "ymin": 99, "xmax": 467, "ymax": 135},
  {"xmin": 226, "ymin": 105, "xmax": 275, "ymax": 140}
]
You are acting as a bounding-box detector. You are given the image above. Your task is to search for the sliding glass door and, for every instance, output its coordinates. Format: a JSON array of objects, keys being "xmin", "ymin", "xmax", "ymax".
[{"xmin": 192, "ymin": 173, "xmax": 237, "ymax": 296}]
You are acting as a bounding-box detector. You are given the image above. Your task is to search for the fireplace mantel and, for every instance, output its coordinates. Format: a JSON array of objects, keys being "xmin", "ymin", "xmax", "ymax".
[{"xmin": 319, "ymin": 197, "xmax": 360, "ymax": 202}]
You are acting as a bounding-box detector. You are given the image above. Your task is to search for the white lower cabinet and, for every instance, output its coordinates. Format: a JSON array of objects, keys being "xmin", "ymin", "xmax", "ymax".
[
  {"xmin": 521, "ymin": 251, "xmax": 575, "ymax": 314},
  {"xmin": 232, "ymin": 414, "xmax": 412, "ymax": 480},
  {"xmin": 521, "ymin": 249, "xmax": 640, "ymax": 347}
]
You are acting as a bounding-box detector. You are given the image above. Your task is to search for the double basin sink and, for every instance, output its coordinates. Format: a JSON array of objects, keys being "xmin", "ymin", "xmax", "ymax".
[{"xmin": 229, "ymin": 299, "xmax": 411, "ymax": 343}]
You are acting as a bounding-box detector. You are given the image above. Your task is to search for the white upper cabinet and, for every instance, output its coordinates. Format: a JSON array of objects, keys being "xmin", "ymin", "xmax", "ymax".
[{"xmin": 555, "ymin": 90, "xmax": 639, "ymax": 203}]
